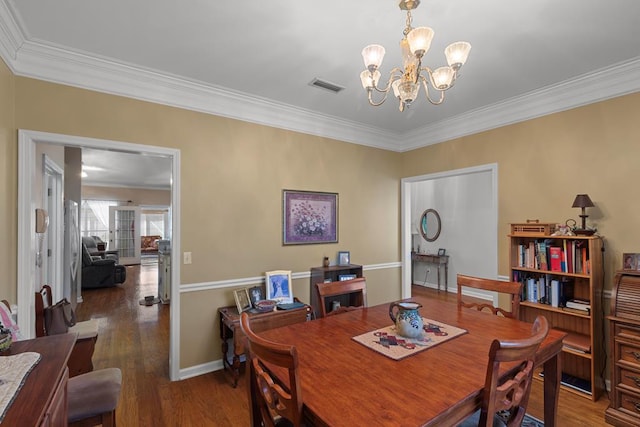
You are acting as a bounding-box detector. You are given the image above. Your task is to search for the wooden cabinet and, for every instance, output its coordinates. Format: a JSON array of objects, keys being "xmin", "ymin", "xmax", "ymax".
[
  {"xmin": 2, "ymin": 334, "xmax": 75, "ymax": 426},
  {"xmin": 606, "ymin": 270, "xmax": 640, "ymax": 426},
  {"xmin": 509, "ymin": 234, "xmax": 603, "ymax": 400},
  {"xmin": 309, "ymin": 264, "xmax": 363, "ymax": 318}
]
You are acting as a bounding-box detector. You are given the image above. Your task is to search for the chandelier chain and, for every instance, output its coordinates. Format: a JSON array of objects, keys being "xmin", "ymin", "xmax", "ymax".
[{"xmin": 403, "ymin": 11, "xmax": 413, "ymax": 36}]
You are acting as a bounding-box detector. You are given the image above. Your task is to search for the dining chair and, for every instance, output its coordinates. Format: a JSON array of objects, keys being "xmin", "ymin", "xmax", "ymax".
[
  {"xmin": 68, "ymin": 367, "xmax": 122, "ymax": 427},
  {"xmin": 458, "ymin": 315, "xmax": 549, "ymax": 427},
  {"xmin": 240, "ymin": 312, "xmax": 303, "ymax": 427},
  {"xmin": 315, "ymin": 277, "xmax": 367, "ymax": 317},
  {"xmin": 457, "ymin": 274, "xmax": 522, "ymax": 318},
  {"xmin": 35, "ymin": 285, "xmax": 99, "ymax": 376}
]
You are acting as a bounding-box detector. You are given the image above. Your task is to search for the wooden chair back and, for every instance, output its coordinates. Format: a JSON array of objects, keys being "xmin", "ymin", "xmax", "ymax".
[
  {"xmin": 35, "ymin": 284, "xmax": 53, "ymax": 337},
  {"xmin": 478, "ymin": 315, "xmax": 549, "ymax": 427},
  {"xmin": 240, "ymin": 312, "xmax": 303, "ymax": 427},
  {"xmin": 316, "ymin": 277, "xmax": 367, "ymax": 317},
  {"xmin": 457, "ymin": 274, "xmax": 521, "ymax": 318}
]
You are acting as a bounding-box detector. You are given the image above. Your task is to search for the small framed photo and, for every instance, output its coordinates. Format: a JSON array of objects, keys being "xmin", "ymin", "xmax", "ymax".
[
  {"xmin": 248, "ymin": 286, "xmax": 264, "ymax": 307},
  {"xmin": 338, "ymin": 251, "xmax": 350, "ymax": 266},
  {"xmin": 438, "ymin": 248, "xmax": 446, "ymax": 256},
  {"xmin": 233, "ymin": 288, "xmax": 252, "ymax": 314},
  {"xmin": 265, "ymin": 270, "xmax": 293, "ymax": 304},
  {"xmin": 623, "ymin": 253, "xmax": 640, "ymax": 270}
]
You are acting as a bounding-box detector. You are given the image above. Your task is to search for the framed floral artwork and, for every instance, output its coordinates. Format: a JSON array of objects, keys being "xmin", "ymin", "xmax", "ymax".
[{"xmin": 283, "ymin": 190, "xmax": 338, "ymax": 245}]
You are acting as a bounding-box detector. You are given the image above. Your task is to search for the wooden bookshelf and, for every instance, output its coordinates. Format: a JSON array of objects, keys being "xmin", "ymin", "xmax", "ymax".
[{"xmin": 509, "ymin": 233, "xmax": 604, "ymax": 401}]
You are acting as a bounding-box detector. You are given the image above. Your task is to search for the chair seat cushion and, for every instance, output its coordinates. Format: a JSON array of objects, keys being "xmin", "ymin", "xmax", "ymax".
[
  {"xmin": 68, "ymin": 319, "xmax": 99, "ymax": 339},
  {"xmin": 68, "ymin": 368, "xmax": 122, "ymax": 422}
]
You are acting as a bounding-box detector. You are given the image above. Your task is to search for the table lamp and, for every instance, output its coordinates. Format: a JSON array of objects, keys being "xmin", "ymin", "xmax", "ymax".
[{"xmin": 571, "ymin": 194, "xmax": 595, "ymax": 235}]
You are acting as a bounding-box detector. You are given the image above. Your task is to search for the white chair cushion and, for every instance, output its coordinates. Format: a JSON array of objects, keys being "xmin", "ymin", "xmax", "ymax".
[{"xmin": 68, "ymin": 319, "xmax": 99, "ymax": 340}]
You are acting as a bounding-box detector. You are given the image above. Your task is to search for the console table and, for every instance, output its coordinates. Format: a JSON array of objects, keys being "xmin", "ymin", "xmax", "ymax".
[
  {"xmin": 411, "ymin": 251, "xmax": 449, "ymax": 292},
  {"xmin": 218, "ymin": 303, "xmax": 310, "ymax": 387}
]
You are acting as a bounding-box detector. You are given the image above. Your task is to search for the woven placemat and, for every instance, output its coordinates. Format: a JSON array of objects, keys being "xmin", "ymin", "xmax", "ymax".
[
  {"xmin": 0, "ymin": 352, "xmax": 41, "ymax": 421},
  {"xmin": 352, "ymin": 318, "xmax": 467, "ymax": 360}
]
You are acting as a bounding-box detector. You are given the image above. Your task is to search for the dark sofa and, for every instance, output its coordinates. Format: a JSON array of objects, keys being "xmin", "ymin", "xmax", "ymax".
[{"xmin": 81, "ymin": 244, "xmax": 126, "ymax": 289}]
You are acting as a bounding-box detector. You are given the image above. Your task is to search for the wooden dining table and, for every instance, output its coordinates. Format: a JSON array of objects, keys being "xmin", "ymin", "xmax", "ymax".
[{"xmin": 258, "ymin": 295, "xmax": 565, "ymax": 427}]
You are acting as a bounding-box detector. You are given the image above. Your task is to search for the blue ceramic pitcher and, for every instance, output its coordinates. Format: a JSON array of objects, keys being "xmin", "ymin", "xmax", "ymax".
[{"xmin": 389, "ymin": 301, "xmax": 424, "ymax": 338}]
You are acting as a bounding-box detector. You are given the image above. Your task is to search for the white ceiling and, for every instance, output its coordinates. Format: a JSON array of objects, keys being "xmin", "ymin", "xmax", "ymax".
[
  {"xmin": 2, "ymin": 0, "xmax": 640, "ymax": 187},
  {"xmin": 81, "ymin": 148, "xmax": 172, "ymax": 190}
]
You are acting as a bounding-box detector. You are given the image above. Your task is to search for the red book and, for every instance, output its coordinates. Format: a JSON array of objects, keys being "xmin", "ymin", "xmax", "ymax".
[{"xmin": 549, "ymin": 246, "xmax": 562, "ymax": 272}]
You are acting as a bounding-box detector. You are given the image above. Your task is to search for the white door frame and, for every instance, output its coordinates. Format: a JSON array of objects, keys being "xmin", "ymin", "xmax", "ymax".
[
  {"xmin": 18, "ymin": 129, "xmax": 182, "ymax": 381},
  {"xmin": 42, "ymin": 154, "xmax": 64, "ymax": 302},
  {"xmin": 400, "ymin": 163, "xmax": 498, "ymax": 299}
]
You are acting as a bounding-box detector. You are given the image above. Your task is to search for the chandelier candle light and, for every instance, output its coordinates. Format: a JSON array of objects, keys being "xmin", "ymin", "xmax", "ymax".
[{"xmin": 360, "ymin": 0, "xmax": 471, "ymax": 111}]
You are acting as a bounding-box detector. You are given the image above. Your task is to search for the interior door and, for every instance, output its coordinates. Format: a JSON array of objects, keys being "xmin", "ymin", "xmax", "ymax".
[{"xmin": 109, "ymin": 206, "xmax": 141, "ymax": 265}]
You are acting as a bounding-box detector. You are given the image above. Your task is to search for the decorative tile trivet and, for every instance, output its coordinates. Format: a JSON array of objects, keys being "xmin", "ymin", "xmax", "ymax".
[{"xmin": 352, "ymin": 318, "xmax": 467, "ymax": 360}]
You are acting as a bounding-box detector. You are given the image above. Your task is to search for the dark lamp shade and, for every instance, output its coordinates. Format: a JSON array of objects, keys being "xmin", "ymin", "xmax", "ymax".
[{"xmin": 572, "ymin": 194, "xmax": 594, "ymax": 208}]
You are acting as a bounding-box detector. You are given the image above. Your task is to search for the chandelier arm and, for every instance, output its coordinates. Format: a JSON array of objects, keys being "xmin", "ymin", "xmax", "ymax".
[
  {"xmin": 367, "ymin": 88, "xmax": 390, "ymax": 107},
  {"xmin": 420, "ymin": 77, "xmax": 446, "ymax": 105},
  {"xmin": 370, "ymin": 68, "xmax": 404, "ymax": 93}
]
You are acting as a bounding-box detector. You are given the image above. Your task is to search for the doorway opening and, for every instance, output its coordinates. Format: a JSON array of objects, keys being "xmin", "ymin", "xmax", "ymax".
[
  {"xmin": 17, "ymin": 130, "xmax": 182, "ymax": 381},
  {"xmin": 401, "ymin": 164, "xmax": 498, "ymax": 299}
]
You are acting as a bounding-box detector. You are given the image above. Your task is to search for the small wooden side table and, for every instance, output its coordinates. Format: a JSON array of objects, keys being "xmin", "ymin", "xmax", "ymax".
[
  {"xmin": 218, "ymin": 303, "xmax": 311, "ymax": 387},
  {"xmin": 411, "ymin": 251, "xmax": 449, "ymax": 292}
]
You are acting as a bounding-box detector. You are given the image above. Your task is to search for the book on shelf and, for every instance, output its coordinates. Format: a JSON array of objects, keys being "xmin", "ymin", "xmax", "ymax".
[
  {"xmin": 539, "ymin": 371, "xmax": 592, "ymax": 395},
  {"xmin": 550, "ymin": 279, "xmax": 560, "ymax": 307},
  {"xmin": 536, "ymin": 240, "xmax": 548, "ymax": 271},
  {"xmin": 559, "ymin": 331, "xmax": 591, "ymax": 353},
  {"xmin": 549, "ymin": 246, "xmax": 562, "ymax": 271},
  {"xmin": 565, "ymin": 299, "xmax": 591, "ymax": 311}
]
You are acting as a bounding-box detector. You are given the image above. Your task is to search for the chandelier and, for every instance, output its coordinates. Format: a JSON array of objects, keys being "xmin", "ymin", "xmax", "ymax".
[{"xmin": 360, "ymin": 0, "xmax": 471, "ymax": 112}]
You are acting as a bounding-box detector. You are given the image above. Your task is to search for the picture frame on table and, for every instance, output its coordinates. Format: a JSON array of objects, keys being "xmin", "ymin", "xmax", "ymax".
[
  {"xmin": 623, "ymin": 253, "xmax": 640, "ymax": 270},
  {"xmin": 247, "ymin": 286, "xmax": 264, "ymax": 307},
  {"xmin": 265, "ymin": 270, "xmax": 294, "ymax": 304},
  {"xmin": 338, "ymin": 251, "xmax": 350, "ymax": 266},
  {"xmin": 282, "ymin": 190, "xmax": 338, "ymax": 245},
  {"xmin": 438, "ymin": 248, "xmax": 446, "ymax": 256},
  {"xmin": 233, "ymin": 288, "xmax": 252, "ymax": 314}
]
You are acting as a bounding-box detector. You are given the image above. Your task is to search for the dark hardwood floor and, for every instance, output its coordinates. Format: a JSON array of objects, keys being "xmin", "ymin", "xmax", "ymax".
[{"xmin": 75, "ymin": 265, "xmax": 610, "ymax": 426}]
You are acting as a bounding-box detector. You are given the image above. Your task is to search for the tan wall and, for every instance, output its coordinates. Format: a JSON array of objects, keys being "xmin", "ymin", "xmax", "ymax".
[
  {"xmin": 5, "ymin": 62, "xmax": 639, "ymax": 370},
  {"xmin": 82, "ymin": 186, "xmax": 171, "ymax": 206},
  {"xmin": 0, "ymin": 60, "xmax": 16, "ymax": 302},
  {"xmin": 12, "ymin": 76, "xmax": 402, "ymax": 368},
  {"xmin": 401, "ymin": 92, "xmax": 640, "ymax": 294}
]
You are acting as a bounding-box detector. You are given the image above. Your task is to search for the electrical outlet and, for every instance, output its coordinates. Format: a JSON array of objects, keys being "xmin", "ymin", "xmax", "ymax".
[{"xmin": 183, "ymin": 252, "xmax": 192, "ymax": 264}]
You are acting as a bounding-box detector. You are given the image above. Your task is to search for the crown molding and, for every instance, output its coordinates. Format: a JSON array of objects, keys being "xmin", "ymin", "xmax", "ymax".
[
  {"xmin": 399, "ymin": 57, "xmax": 640, "ymax": 151},
  {"xmin": 9, "ymin": 39, "xmax": 400, "ymax": 150},
  {"xmin": 1, "ymin": 3, "xmax": 639, "ymax": 152},
  {"xmin": 0, "ymin": 0, "xmax": 24, "ymax": 70}
]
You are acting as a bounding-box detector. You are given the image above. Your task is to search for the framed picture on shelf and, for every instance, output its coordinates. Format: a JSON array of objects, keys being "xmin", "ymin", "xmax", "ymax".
[
  {"xmin": 438, "ymin": 248, "xmax": 446, "ymax": 256},
  {"xmin": 338, "ymin": 251, "xmax": 350, "ymax": 266},
  {"xmin": 282, "ymin": 190, "xmax": 338, "ymax": 245},
  {"xmin": 247, "ymin": 286, "xmax": 264, "ymax": 307},
  {"xmin": 339, "ymin": 274, "xmax": 357, "ymax": 281},
  {"xmin": 233, "ymin": 288, "xmax": 252, "ymax": 314},
  {"xmin": 265, "ymin": 270, "xmax": 294, "ymax": 304},
  {"xmin": 623, "ymin": 253, "xmax": 640, "ymax": 270}
]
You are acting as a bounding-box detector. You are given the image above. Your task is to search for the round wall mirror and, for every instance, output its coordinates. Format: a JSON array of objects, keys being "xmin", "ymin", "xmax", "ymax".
[{"xmin": 419, "ymin": 209, "xmax": 441, "ymax": 242}]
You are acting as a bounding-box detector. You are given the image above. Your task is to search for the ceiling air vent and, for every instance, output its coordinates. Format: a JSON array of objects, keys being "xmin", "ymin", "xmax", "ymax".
[{"xmin": 309, "ymin": 78, "xmax": 345, "ymax": 94}]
